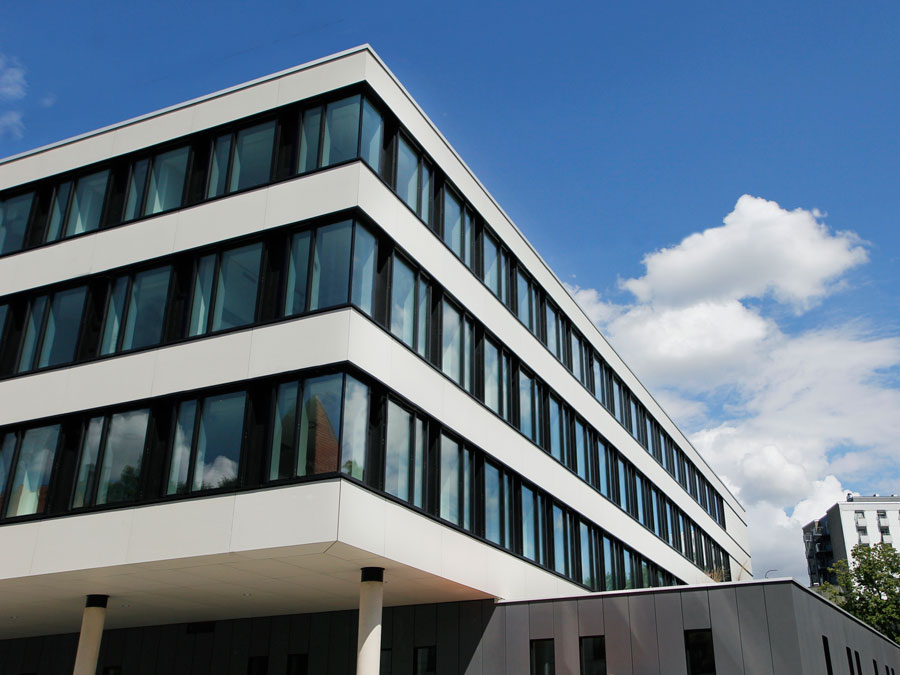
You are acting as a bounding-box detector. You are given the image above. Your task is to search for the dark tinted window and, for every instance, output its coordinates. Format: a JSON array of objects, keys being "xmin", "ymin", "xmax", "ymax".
[
  {"xmin": 530, "ymin": 639, "xmax": 555, "ymax": 675},
  {"xmin": 580, "ymin": 636, "xmax": 606, "ymax": 675},
  {"xmin": 685, "ymin": 629, "xmax": 716, "ymax": 675}
]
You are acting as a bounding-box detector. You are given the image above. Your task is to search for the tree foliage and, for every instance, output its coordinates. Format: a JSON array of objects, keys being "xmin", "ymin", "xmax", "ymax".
[{"xmin": 820, "ymin": 543, "xmax": 900, "ymax": 644}]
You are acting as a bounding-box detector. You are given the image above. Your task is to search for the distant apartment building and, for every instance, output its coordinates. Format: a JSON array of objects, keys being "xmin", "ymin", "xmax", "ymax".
[{"xmin": 803, "ymin": 494, "xmax": 900, "ymax": 586}]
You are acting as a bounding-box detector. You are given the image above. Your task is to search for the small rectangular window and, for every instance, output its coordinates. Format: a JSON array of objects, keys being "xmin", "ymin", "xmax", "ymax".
[
  {"xmin": 0, "ymin": 191, "xmax": 35, "ymax": 254},
  {"xmin": 65, "ymin": 170, "xmax": 109, "ymax": 237},
  {"xmin": 390, "ymin": 255, "xmax": 416, "ymax": 347},
  {"xmin": 441, "ymin": 300, "xmax": 462, "ymax": 385},
  {"xmin": 350, "ymin": 223, "xmax": 377, "ymax": 316},
  {"xmin": 100, "ymin": 266, "xmax": 171, "ymax": 355},
  {"xmin": 309, "ymin": 220, "xmax": 352, "ymax": 311},
  {"xmin": 385, "ymin": 401, "xmax": 413, "ymax": 502},
  {"xmin": 229, "ymin": 121, "xmax": 276, "ymax": 192},
  {"xmin": 530, "ymin": 639, "xmax": 555, "ymax": 675},
  {"xmin": 322, "ymin": 96, "xmax": 361, "ymax": 167},
  {"xmin": 360, "ymin": 98, "xmax": 383, "ymax": 171},
  {"xmin": 684, "ymin": 629, "xmax": 716, "ymax": 675},
  {"xmin": 17, "ymin": 286, "xmax": 87, "ymax": 373},
  {"xmin": 167, "ymin": 391, "xmax": 246, "ymax": 495},
  {"xmin": 439, "ymin": 434, "xmax": 460, "ymax": 525},
  {"xmin": 483, "ymin": 338, "xmax": 502, "ymax": 416},
  {"xmin": 413, "ymin": 646, "xmax": 436, "ymax": 675},
  {"xmin": 579, "ymin": 636, "xmax": 606, "ymax": 675},
  {"xmin": 189, "ymin": 243, "xmax": 262, "ymax": 336},
  {"xmin": 340, "ymin": 375, "xmax": 369, "ymax": 480},
  {"xmin": 297, "ymin": 107, "xmax": 322, "ymax": 174},
  {"xmin": 72, "ymin": 409, "xmax": 149, "ymax": 508},
  {"xmin": 143, "ymin": 146, "xmax": 190, "ymax": 216},
  {"xmin": 443, "ymin": 188, "xmax": 463, "ymax": 258},
  {"xmin": 286, "ymin": 653, "xmax": 308, "ymax": 675},
  {"xmin": 46, "ymin": 182, "xmax": 72, "ymax": 242},
  {"xmin": 396, "ymin": 135, "xmax": 420, "ymax": 212},
  {"xmin": 3, "ymin": 425, "xmax": 61, "ymax": 517}
]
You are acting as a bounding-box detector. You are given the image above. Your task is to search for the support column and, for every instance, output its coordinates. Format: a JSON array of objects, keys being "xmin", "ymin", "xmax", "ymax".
[
  {"xmin": 356, "ymin": 567, "xmax": 384, "ymax": 675},
  {"xmin": 72, "ymin": 594, "xmax": 108, "ymax": 675}
]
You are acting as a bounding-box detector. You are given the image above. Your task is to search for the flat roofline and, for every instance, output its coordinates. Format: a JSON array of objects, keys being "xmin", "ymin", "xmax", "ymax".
[
  {"xmin": 0, "ymin": 44, "xmax": 743, "ymax": 515},
  {"xmin": 0, "ymin": 44, "xmax": 374, "ymax": 167}
]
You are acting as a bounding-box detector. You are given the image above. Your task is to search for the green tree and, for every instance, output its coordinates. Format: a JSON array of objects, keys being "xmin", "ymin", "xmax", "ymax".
[{"xmin": 820, "ymin": 543, "xmax": 900, "ymax": 643}]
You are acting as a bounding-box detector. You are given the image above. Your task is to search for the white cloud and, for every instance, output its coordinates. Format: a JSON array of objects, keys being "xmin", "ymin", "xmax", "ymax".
[
  {"xmin": 566, "ymin": 195, "xmax": 899, "ymax": 583},
  {"xmin": 621, "ymin": 195, "xmax": 868, "ymax": 312},
  {"xmin": 39, "ymin": 93, "xmax": 56, "ymax": 108},
  {"xmin": 0, "ymin": 110, "xmax": 24, "ymax": 139},
  {"xmin": 0, "ymin": 54, "xmax": 26, "ymax": 101}
]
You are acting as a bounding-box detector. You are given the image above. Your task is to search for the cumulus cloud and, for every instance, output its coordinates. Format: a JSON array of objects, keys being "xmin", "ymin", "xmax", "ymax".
[
  {"xmin": 567, "ymin": 195, "xmax": 899, "ymax": 582},
  {"xmin": 0, "ymin": 54, "xmax": 26, "ymax": 101},
  {"xmin": 622, "ymin": 195, "xmax": 868, "ymax": 312},
  {"xmin": 0, "ymin": 110, "xmax": 24, "ymax": 139}
]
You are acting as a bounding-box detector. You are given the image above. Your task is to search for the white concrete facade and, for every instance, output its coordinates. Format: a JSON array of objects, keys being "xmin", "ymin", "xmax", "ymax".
[{"xmin": 0, "ymin": 45, "xmax": 750, "ymax": 643}]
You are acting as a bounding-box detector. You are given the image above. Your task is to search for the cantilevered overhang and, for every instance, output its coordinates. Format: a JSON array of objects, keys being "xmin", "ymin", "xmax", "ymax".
[{"xmin": 0, "ymin": 479, "xmax": 586, "ymax": 639}]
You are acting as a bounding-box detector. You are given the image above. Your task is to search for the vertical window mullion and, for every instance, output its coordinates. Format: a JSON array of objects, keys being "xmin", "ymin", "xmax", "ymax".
[{"xmin": 89, "ymin": 416, "xmax": 112, "ymax": 506}]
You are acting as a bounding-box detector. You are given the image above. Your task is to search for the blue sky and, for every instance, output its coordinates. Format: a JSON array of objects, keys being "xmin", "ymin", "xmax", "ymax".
[{"xmin": 2, "ymin": 0, "xmax": 898, "ymax": 581}]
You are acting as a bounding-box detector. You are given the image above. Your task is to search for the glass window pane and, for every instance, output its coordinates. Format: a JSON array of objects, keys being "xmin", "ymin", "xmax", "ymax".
[
  {"xmin": 46, "ymin": 182, "xmax": 72, "ymax": 241},
  {"xmin": 97, "ymin": 409, "xmax": 148, "ymax": 505},
  {"xmin": 38, "ymin": 286, "xmax": 87, "ymax": 368},
  {"xmin": 580, "ymin": 523, "xmax": 594, "ymax": 588},
  {"xmin": 684, "ymin": 630, "xmax": 717, "ymax": 675},
  {"xmin": 390, "ymin": 256, "xmax": 416, "ymax": 347},
  {"xmin": 553, "ymin": 505, "xmax": 566, "ymax": 574},
  {"xmin": 545, "ymin": 305, "xmax": 557, "ymax": 356},
  {"xmin": 463, "ymin": 319, "xmax": 474, "ymax": 393},
  {"xmin": 522, "ymin": 485, "xmax": 536, "ymax": 561},
  {"xmin": 439, "ymin": 434, "xmax": 460, "ymax": 524},
  {"xmin": 396, "ymin": 136, "xmax": 419, "ymax": 211},
  {"xmin": 519, "ymin": 370, "xmax": 534, "ymax": 440},
  {"xmin": 575, "ymin": 421, "xmax": 588, "ymax": 482},
  {"xmin": 385, "ymin": 401, "xmax": 411, "ymax": 501},
  {"xmin": 340, "ymin": 375, "xmax": 369, "ymax": 480},
  {"xmin": 441, "ymin": 301, "xmax": 461, "ymax": 384},
  {"xmin": 623, "ymin": 548, "xmax": 634, "ymax": 589},
  {"xmin": 0, "ymin": 192, "xmax": 34, "ymax": 254},
  {"xmin": 421, "ymin": 163, "xmax": 433, "ymax": 225},
  {"xmin": 285, "ymin": 230, "xmax": 312, "ymax": 316},
  {"xmin": 297, "ymin": 373, "xmax": 343, "ymax": 476},
  {"xmin": 100, "ymin": 276, "xmax": 129, "ymax": 356},
  {"xmin": 517, "ymin": 273, "xmax": 531, "ymax": 327},
  {"xmin": 193, "ymin": 392, "xmax": 246, "ymax": 491},
  {"xmin": 322, "ymin": 96, "xmax": 361, "ymax": 167},
  {"xmin": 483, "ymin": 233, "xmax": 499, "ymax": 296},
  {"xmin": 360, "ymin": 99, "xmax": 383, "ymax": 170},
  {"xmin": 189, "ymin": 254, "xmax": 216, "ymax": 336},
  {"xmin": 351, "ymin": 224, "xmax": 376, "ymax": 316},
  {"xmin": 443, "ymin": 189, "xmax": 462, "ymax": 257},
  {"xmin": 0, "ymin": 433, "xmax": 15, "ymax": 515},
  {"xmin": 168, "ymin": 399, "xmax": 196, "ymax": 495},
  {"xmin": 548, "ymin": 397, "xmax": 563, "ymax": 463},
  {"xmin": 412, "ymin": 417, "xmax": 425, "ymax": 509},
  {"xmin": 571, "ymin": 333, "xmax": 583, "ymax": 381},
  {"xmin": 123, "ymin": 161, "xmax": 149, "ymax": 222},
  {"xmin": 144, "ymin": 146, "xmax": 189, "ymax": 215},
  {"xmin": 122, "ymin": 266, "xmax": 170, "ymax": 351},
  {"xmin": 530, "ymin": 639, "xmax": 555, "ymax": 675},
  {"xmin": 207, "ymin": 134, "xmax": 233, "ymax": 199},
  {"xmin": 580, "ymin": 636, "xmax": 606, "ymax": 675},
  {"xmin": 270, "ymin": 381, "xmax": 298, "ymax": 481},
  {"xmin": 413, "ymin": 646, "xmax": 436, "ymax": 675},
  {"xmin": 229, "ymin": 121, "xmax": 276, "ymax": 192},
  {"xmin": 212, "ymin": 243, "xmax": 261, "ymax": 331},
  {"xmin": 416, "ymin": 278, "xmax": 429, "ymax": 358},
  {"xmin": 597, "ymin": 444, "xmax": 609, "ymax": 497},
  {"xmin": 5, "ymin": 425, "xmax": 60, "ymax": 517},
  {"xmin": 309, "ymin": 220, "xmax": 352, "ymax": 310},
  {"xmin": 484, "ymin": 339, "xmax": 500, "ymax": 415},
  {"xmin": 484, "ymin": 463, "xmax": 501, "ymax": 545},
  {"xmin": 17, "ymin": 295, "xmax": 47, "ymax": 373},
  {"xmin": 298, "ymin": 107, "xmax": 322, "ymax": 173},
  {"xmin": 66, "ymin": 170, "xmax": 109, "ymax": 236},
  {"xmin": 463, "ymin": 211, "xmax": 473, "ymax": 267},
  {"xmin": 72, "ymin": 417, "xmax": 104, "ymax": 509}
]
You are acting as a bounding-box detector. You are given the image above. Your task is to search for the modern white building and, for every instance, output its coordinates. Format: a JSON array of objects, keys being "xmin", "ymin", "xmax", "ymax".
[
  {"xmin": 804, "ymin": 494, "xmax": 900, "ymax": 586},
  {"xmin": 0, "ymin": 45, "xmax": 783, "ymax": 674}
]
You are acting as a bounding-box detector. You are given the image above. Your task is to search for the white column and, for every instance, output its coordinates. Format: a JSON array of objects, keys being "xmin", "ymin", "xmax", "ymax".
[
  {"xmin": 356, "ymin": 567, "xmax": 384, "ymax": 675},
  {"xmin": 72, "ymin": 594, "xmax": 108, "ymax": 675}
]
